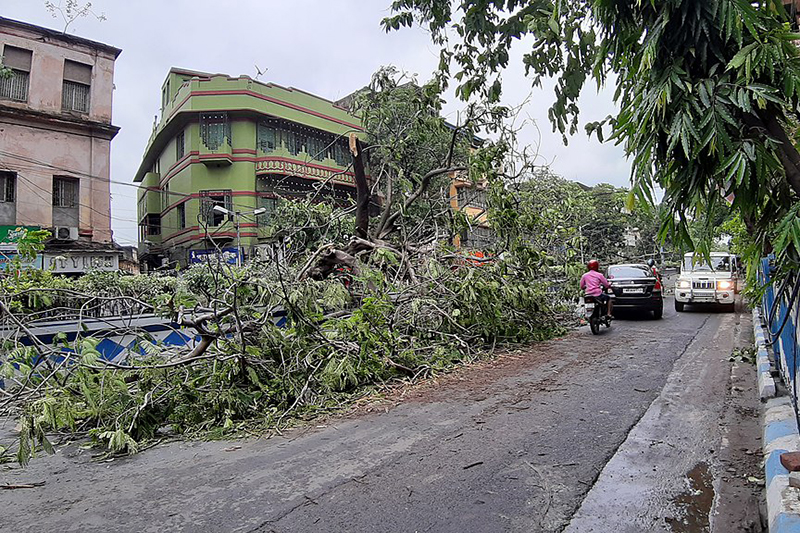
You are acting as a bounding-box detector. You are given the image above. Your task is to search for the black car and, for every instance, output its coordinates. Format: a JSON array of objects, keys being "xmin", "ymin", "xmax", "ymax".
[{"xmin": 607, "ymin": 263, "xmax": 663, "ymax": 319}]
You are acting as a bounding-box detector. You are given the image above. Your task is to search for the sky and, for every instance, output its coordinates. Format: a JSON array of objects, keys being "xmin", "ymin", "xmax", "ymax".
[{"xmin": 3, "ymin": 0, "xmax": 632, "ymax": 246}]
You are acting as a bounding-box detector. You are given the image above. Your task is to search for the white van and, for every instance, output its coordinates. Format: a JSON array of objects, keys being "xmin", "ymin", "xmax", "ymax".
[{"xmin": 674, "ymin": 252, "xmax": 736, "ymax": 312}]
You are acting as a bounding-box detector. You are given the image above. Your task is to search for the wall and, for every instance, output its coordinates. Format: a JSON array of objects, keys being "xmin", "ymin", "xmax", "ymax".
[
  {"xmin": 0, "ymin": 19, "xmax": 118, "ymax": 243},
  {"xmin": 0, "ymin": 120, "xmax": 113, "ymax": 241},
  {"xmin": 0, "ymin": 21, "xmax": 117, "ymax": 124},
  {"xmin": 136, "ymin": 71, "xmax": 367, "ymax": 265},
  {"xmin": 0, "ymin": 201, "xmax": 15, "ymax": 225}
]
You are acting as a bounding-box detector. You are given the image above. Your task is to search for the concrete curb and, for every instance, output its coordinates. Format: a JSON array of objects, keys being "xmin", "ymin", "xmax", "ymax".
[
  {"xmin": 755, "ymin": 307, "xmax": 800, "ymax": 531},
  {"xmin": 754, "ymin": 307, "xmax": 776, "ymax": 399},
  {"xmin": 763, "ymin": 397, "xmax": 800, "ymax": 532}
]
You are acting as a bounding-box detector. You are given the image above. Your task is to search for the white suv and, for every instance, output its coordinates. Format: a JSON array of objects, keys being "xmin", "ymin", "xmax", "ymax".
[{"xmin": 674, "ymin": 252, "xmax": 736, "ymax": 312}]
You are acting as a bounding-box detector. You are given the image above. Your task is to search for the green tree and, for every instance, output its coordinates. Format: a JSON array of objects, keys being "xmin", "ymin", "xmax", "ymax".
[{"xmin": 384, "ymin": 0, "xmax": 800, "ymax": 276}]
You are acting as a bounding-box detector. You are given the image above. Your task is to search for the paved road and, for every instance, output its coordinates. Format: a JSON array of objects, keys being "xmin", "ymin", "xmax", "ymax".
[{"xmin": 0, "ymin": 298, "xmax": 762, "ymax": 532}]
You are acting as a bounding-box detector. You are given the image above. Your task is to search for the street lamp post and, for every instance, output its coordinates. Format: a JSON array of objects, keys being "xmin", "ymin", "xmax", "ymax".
[{"xmin": 212, "ymin": 205, "xmax": 266, "ymax": 267}]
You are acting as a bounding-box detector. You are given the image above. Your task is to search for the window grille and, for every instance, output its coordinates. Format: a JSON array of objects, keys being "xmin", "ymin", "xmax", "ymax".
[
  {"xmin": 257, "ymin": 122, "xmax": 277, "ymax": 153},
  {"xmin": 161, "ymin": 79, "xmax": 171, "ymax": 110},
  {"xmin": 457, "ymin": 187, "xmax": 488, "ymax": 209},
  {"xmin": 62, "ymin": 81, "xmax": 90, "ymax": 113},
  {"xmin": 145, "ymin": 214, "xmax": 161, "ymax": 236},
  {"xmin": 177, "ymin": 202, "xmax": 186, "ymax": 229},
  {"xmin": 334, "ymin": 142, "xmax": 350, "ymax": 167},
  {"xmin": 53, "ymin": 177, "xmax": 78, "ymax": 208},
  {"xmin": 176, "ymin": 130, "xmax": 185, "ymax": 160},
  {"xmin": 306, "ymin": 136, "xmax": 325, "ymax": 161},
  {"xmin": 199, "ymin": 190, "xmax": 232, "ymax": 226},
  {"xmin": 257, "ymin": 197, "xmax": 278, "ymax": 226},
  {"xmin": 161, "ymin": 184, "xmax": 170, "ymax": 210},
  {"xmin": 1, "ymin": 46, "xmax": 31, "ymax": 102},
  {"xmin": 464, "ymin": 226, "xmax": 495, "ymax": 249},
  {"xmin": 0, "ymin": 70, "xmax": 29, "ymax": 102},
  {"xmin": 0, "ymin": 172, "xmax": 15, "ymax": 203},
  {"xmin": 200, "ymin": 113, "xmax": 230, "ymax": 150}
]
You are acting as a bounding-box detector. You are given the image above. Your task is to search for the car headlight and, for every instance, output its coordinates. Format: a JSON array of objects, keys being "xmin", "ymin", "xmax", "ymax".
[
  {"xmin": 677, "ymin": 279, "xmax": 691, "ymax": 289},
  {"xmin": 717, "ymin": 280, "xmax": 733, "ymax": 290}
]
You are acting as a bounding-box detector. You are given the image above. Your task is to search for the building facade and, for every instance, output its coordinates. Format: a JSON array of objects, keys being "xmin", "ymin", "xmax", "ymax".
[
  {"xmin": 0, "ymin": 17, "xmax": 121, "ymax": 273},
  {"xmin": 135, "ymin": 68, "xmax": 364, "ymax": 269}
]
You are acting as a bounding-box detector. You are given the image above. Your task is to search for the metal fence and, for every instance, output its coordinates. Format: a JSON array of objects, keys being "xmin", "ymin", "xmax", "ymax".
[{"xmin": 760, "ymin": 255, "xmax": 800, "ymax": 419}]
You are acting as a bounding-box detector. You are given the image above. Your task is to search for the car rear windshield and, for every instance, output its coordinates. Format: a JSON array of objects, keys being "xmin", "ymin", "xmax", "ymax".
[{"xmin": 608, "ymin": 265, "xmax": 651, "ymax": 279}]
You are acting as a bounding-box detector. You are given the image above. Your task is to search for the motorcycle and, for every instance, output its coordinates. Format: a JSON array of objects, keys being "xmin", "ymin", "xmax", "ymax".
[{"xmin": 584, "ymin": 291, "xmax": 612, "ymax": 335}]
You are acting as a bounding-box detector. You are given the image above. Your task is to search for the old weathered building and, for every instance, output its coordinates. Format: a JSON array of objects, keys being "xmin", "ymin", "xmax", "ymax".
[{"xmin": 0, "ymin": 16, "xmax": 121, "ymax": 273}]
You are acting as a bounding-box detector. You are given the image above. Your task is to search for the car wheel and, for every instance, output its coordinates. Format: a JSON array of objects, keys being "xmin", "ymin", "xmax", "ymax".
[
  {"xmin": 674, "ymin": 300, "xmax": 685, "ymax": 312},
  {"xmin": 724, "ymin": 302, "xmax": 735, "ymax": 313},
  {"xmin": 653, "ymin": 306, "xmax": 663, "ymax": 319}
]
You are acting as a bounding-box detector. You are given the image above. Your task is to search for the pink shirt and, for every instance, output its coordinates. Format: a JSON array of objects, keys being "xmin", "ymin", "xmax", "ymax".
[{"xmin": 580, "ymin": 270, "xmax": 611, "ymax": 297}]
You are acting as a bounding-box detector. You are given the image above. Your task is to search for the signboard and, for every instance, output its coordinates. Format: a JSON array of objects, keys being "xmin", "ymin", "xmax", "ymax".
[
  {"xmin": 189, "ymin": 248, "xmax": 240, "ymax": 265},
  {"xmin": 0, "ymin": 251, "xmax": 43, "ymax": 271},
  {"xmin": 43, "ymin": 253, "xmax": 119, "ymax": 274},
  {"xmin": 0, "ymin": 226, "xmax": 41, "ymax": 251}
]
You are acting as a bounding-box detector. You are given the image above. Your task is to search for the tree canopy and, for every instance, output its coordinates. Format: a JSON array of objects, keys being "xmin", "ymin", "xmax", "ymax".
[{"xmin": 384, "ymin": 0, "xmax": 800, "ymax": 276}]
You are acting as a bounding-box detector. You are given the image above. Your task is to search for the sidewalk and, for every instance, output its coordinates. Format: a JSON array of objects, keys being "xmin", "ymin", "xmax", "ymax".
[{"xmin": 754, "ymin": 307, "xmax": 800, "ymax": 532}]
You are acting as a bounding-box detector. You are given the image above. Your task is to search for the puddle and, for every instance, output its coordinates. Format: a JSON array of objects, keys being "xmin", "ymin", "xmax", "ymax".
[{"xmin": 666, "ymin": 462, "xmax": 715, "ymax": 532}]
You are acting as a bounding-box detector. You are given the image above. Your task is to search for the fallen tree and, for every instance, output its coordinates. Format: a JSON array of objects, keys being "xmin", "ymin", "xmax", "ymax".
[{"xmin": 1, "ymin": 70, "xmax": 606, "ymax": 464}]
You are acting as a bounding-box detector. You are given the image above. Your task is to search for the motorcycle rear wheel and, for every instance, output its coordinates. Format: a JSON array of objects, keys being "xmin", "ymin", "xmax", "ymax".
[{"xmin": 589, "ymin": 316, "xmax": 601, "ymax": 335}]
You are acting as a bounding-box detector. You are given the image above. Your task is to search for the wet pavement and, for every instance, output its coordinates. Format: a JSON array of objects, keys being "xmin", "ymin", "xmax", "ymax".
[
  {"xmin": 0, "ymin": 298, "xmax": 763, "ymax": 532},
  {"xmin": 565, "ymin": 301, "xmax": 762, "ymax": 532}
]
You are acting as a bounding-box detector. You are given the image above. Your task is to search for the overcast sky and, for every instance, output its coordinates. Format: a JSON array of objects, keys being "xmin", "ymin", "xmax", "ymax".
[{"xmin": 3, "ymin": 0, "xmax": 631, "ymax": 246}]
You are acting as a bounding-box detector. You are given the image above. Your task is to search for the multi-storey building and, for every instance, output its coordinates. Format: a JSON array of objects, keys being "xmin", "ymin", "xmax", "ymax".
[
  {"xmin": 135, "ymin": 68, "xmax": 363, "ymax": 269},
  {"xmin": 450, "ymin": 176, "xmax": 493, "ymax": 250},
  {"xmin": 0, "ymin": 17, "xmax": 121, "ymax": 273}
]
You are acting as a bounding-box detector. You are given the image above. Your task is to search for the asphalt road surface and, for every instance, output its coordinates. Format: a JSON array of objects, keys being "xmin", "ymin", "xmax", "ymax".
[{"xmin": 0, "ymin": 297, "xmax": 763, "ymax": 533}]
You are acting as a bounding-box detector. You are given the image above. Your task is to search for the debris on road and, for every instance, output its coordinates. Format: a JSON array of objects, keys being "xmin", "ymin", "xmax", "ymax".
[{"xmin": 2, "ymin": 481, "xmax": 45, "ymax": 490}]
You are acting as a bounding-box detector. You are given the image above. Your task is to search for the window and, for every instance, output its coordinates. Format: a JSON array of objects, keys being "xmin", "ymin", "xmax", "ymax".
[
  {"xmin": 0, "ymin": 171, "xmax": 15, "ymax": 203},
  {"xmin": 53, "ymin": 177, "xmax": 78, "ymax": 208},
  {"xmin": 607, "ymin": 265, "xmax": 652, "ymax": 279},
  {"xmin": 306, "ymin": 136, "xmax": 325, "ymax": 161},
  {"xmin": 145, "ymin": 214, "xmax": 161, "ymax": 236},
  {"xmin": 177, "ymin": 202, "xmax": 186, "ymax": 229},
  {"xmin": 176, "ymin": 130, "xmax": 185, "ymax": 160},
  {"xmin": 0, "ymin": 46, "xmax": 32, "ymax": 102},
  {"xmin": 200, "ymin": 113, "xmax": 229, "ymax": 150},
  {"xmin": 161, "ymin": 79, "xmax": 170, "ymax": 110},
  {"xmin": 199, "ymin": 190, "xmax": 232, "ymax": 226},
  {"xmin": 463, "ymin": 226, "xmax": 495, "ymax": 250},
  {"xmin": 457, "ymin": 187, "xmax": 487, "ymax": 209},
  {"xmin": 682, "ymin": 255, "xmax": 731, "ymax": 272},
  {"xmin": 257, "ymin": 196, "xmax": 278, "ymax": 226},
  {"xmin": 257, "ymin": 122, "xmax": 277, "ymax": 153},
  {"xmin": 62, "ymin": 60, "xmax": 92, "ymax": 113},
  {"xmin": 161, "ymin": 183, "xmax": 170, "ymax": 210},
  {"xmin": 334, "ymin": 141, "xmax": 350, "ymax": 167}
]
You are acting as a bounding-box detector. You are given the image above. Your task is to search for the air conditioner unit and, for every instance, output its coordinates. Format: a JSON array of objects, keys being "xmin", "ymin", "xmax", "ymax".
[{"xmin": 55, "ymin": 226, "xmax": 79, "ymax": 241}]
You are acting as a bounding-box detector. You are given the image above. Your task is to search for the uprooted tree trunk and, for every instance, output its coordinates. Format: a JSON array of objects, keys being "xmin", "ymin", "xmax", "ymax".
[{"xmin": 300, "ymin": 130, "xmax": 466, "ymax": 281}]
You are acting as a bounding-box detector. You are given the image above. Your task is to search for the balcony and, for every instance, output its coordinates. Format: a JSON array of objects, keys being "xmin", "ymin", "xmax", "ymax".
[{"xmin": 199, "ymin": 140, "xmax": 232, "ymax": 167}]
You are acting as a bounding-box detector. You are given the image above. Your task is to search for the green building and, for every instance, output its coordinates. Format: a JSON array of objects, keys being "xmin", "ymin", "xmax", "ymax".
[{"xmin": 134, "ymin": 68, "xmax": 363, "ymax": 269}]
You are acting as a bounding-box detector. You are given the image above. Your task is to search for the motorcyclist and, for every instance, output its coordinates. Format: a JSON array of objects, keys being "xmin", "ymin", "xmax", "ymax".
[{"xmin": 580, "ymin": 260, "xmax": 613, "ymax": 317}]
